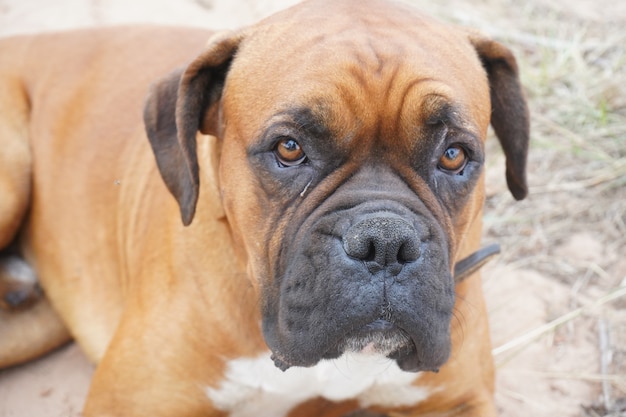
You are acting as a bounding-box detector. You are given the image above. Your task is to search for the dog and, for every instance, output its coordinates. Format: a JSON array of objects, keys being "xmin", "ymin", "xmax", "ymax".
[{"xmin": 0, "ymin": 0, "xmax": 529, "ymax": 415}]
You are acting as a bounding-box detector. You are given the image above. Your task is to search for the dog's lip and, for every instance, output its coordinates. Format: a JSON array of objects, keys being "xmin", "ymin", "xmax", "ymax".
[
  {"xmin": 327, "ymin": 319, "xmax": 422, "ymax": 368},
  {"xmin": 342, "ymin": 319, "xmax": 444, "ymax": 373},
  {"xmin": 388, "ymin": 342, "xmax": 424, "ymax": 372},
  {"xmin": 362, "ymin": 321, "xmax": 425, "ymax": 372}
]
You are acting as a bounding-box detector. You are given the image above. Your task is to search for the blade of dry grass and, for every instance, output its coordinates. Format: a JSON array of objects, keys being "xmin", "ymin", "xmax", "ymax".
[
  {"xmin": 599, "ymin": 319, "xmax": 613, "ymax": 410},
  {"xmin": 493, "ymin": 285, "xmax": 626, "ymax": 358},
  {"xmin": 499, "ymin": 369, "xmax": 626, "ymax": 384}
]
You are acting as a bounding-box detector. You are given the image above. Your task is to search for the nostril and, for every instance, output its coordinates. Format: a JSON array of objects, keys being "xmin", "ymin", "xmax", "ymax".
[
  {"xmin": 398, "ymin": 240, "xmax": 420, "ymax": 264},
  {"xmin": 364, "ymin": 241, "xmax": 377, "ymax": 263}
]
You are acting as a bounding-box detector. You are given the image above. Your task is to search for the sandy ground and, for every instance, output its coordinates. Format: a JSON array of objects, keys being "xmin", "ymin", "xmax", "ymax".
[{"xmin": 1, "ymin": 0, "xmax": 625, "ymax": 416}]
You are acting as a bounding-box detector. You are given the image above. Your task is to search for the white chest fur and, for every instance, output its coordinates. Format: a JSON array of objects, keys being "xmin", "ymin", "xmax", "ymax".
[{"xmin": 205, "ymin": 351, "xmax": 433, "ymax": 417}]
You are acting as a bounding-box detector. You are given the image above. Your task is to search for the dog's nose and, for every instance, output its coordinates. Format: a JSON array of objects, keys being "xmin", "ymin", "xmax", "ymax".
[{"xmin": 343, "ymin": 216, "xmax": 420, "ymax": 273}]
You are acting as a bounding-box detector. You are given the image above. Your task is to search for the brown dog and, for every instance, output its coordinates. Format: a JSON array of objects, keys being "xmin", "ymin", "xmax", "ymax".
[{"xmin": 0, "ymin": 0, "xmax": 529, "ymax": 415}]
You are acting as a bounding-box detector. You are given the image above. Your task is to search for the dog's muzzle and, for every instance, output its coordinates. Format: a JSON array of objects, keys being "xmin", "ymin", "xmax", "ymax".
[{"xmin": 264, "ymin": 203, "xmax": 499, "ymax": 374}]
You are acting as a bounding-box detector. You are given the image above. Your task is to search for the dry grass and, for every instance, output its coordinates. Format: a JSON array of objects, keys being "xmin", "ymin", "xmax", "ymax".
[
  {"xmin": 483, "ymin": 6, "xmax": 626, "ymax": 284},
  {"xmin": 489, "ymin": 6, "xmax": 626, "ymax": 417}
]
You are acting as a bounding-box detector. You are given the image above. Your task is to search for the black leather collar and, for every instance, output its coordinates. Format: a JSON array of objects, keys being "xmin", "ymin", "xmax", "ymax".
[{"xmin": 453, "ymin": 243, "xmax": 500, "ymax": 284}]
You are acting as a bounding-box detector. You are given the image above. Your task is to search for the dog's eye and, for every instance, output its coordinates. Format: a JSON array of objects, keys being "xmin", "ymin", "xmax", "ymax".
[
  {"xmin": 274, "ymin": 137, "xmax": 307, "ymax": 167},
  {"xmin": 438, "ymin": 144, "xmax": 467, "ymax": 174}
]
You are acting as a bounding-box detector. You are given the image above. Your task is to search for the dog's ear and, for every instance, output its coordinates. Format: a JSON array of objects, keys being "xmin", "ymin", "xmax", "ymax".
[
  {"xmin": 469, "ymin": 33, "xmax": 529, "ymax": 200},
  {"xmin": 144, "ymin": 31, "xmax": 243, "ymax": 225}
]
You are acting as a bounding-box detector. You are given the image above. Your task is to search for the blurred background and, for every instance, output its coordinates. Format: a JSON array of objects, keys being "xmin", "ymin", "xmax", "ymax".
[{"xmin": 0, "ymin": 0, "xmax": 624, "ymax": 416}]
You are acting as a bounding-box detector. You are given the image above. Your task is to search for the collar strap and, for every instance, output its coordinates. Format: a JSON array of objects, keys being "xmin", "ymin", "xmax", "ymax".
[{"xmin": 453, "ymin": 243, "xmax": 500, "ymax": 284}]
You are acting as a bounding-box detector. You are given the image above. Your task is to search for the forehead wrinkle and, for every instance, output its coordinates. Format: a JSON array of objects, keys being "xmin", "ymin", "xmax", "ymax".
[
  {"xmin": 418, "ymin": 93, "xmax": 482, "ymax": 140},
  {"xmin": 315, "ymin": 71, "xmax": 457, "ymax": 164},
  {"xmin": 322, "ymin": 49, "xmax": 405, "ymax": 148},
  {"xmin": 390, "ymin": 77, "xmax": 442, "ymax": 147},
  {"xmin": 331, "ymin": 35, "xmax": 458, "ymax": 133},
  {"xmin": 273, "ymin": 106, "xmax": 329, "ymax": 138}
]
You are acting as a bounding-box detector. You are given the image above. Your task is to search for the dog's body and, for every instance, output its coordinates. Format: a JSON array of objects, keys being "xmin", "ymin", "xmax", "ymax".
[{"xmin": 0, "ymin": 0, "xmax": 529, "ymax": 415}]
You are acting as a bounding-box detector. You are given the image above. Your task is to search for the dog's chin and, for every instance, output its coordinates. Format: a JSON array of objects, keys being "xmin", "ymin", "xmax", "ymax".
[
  {"xmin": 336, "ymin": 319, "xmax": 412, "ymax": 355},
  {"xmin": 321, "ymin": 319, "xmax": 430, "ymax": 373},
  {"xmin": 272, "ymin": 319, "xmax": 447, "ymax": 372}
]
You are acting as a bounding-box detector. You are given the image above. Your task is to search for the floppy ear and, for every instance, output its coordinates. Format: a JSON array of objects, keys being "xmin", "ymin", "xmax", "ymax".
[
  {"xmin": 469, "ymin": 34, "xmax": 530, "ymax": 200},
  {"xmin": 143, "ymin": 31, "xmax": 243, "ymax": 226}
]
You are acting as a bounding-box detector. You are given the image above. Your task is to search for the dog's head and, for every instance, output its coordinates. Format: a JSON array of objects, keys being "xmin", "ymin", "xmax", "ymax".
[{"xmin": 144, "ymin": 0, "xmax": 529, "ymax": 372}]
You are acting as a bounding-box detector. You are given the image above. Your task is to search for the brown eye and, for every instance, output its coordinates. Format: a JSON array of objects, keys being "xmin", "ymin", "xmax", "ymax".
[
  {"xmin": 438, "ymin": 145, "xmax": 467, "ymax": 173},
  {"xmin": 274, "ymin": 137, "xmax": 307, "ymax": 167}
]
